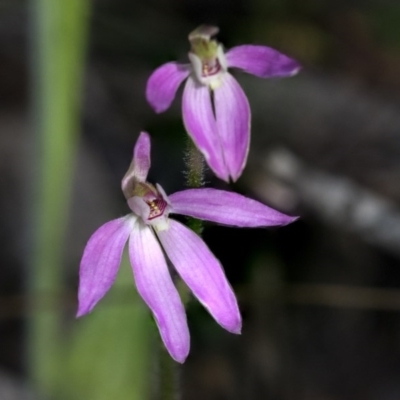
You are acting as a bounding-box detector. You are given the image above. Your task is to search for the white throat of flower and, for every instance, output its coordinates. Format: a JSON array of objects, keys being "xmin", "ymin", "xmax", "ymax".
[
  {"xmin": 127, "ymin": 183, "xmax": 171, "ymax": 232},
  {"xmin": 188, "ymin": 25, "xmax": 227, "ymax": 90}
]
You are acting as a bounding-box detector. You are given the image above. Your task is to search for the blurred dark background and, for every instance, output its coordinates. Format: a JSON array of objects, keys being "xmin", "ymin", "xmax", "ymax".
[{"xmin": 3, "ymin": 0, "xmax": 400, "ymax": 399}]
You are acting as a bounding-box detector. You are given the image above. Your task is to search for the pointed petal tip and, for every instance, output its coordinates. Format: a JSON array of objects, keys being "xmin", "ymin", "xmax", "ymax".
[
  {"xmin": 282, "ymin": 215, "xmax": 300, "ymax": 225},
  {"xmin": 218, "ymin": 172, "xmax": 231, "ymax": 183},
  {"xmin": 147, "ymin": 102, "xmax": 168, "ymax": 114},
  {"xmin": 135, "ymin": 131, "xmax": 151, "ymax": 157},
  {"xmin": 138, "ymin": 130, "xmax": 150, "ymax": 142},
  {"xmin": 227, "ymin": 324, "xmax": 242, "ymax": 335},
  {"xmin": 285, "ymin": 62, "xmax": 302, "ymax": 78},
  {"xmin": 154, "ymin": 106, "xmax": 165, "ymax": 114},
  {"xmin": 147, "ymin": 99, "xmax": 164, "ymax": 114},
  {"xmin": 170, "ymin": 350, "xmax": 189, "ymax": 364},
  {"xmin": 221, "ymin": 315, "xmax": 242, "ymax": 334},
  {"xmin": 76, "ymin": 294, "xmax": 101, "ymax": 318},
  {"xmin": 75, "ymin": 309, "xmax": 86, "ymax": 319},
  {"xmin": 75, "ymin": 303, "xmax": 92, "ymax": 318},
  {"xmin": 209, "ymin": 160, "xmax": 230, "ymax": 182},
  {"xmin": 164, "ymin": 335, "xmax": 190, "ymax": 363},
  {"xmin": 229, "ymin": 170, "xmax": 242, "ymax": 183}
]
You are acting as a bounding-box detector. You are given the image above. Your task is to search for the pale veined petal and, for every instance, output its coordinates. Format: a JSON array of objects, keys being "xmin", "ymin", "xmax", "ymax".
[
  {"xmin": 129, "ymin": 222, "xmax": 190, "ymax": 363},
  {"xmin": 77, "ymin": 216, "xmax": 135, "ymax": 317},
  {"xmin": 214, "ymin": 73, "xmax": 250, "ymax": 181},
  {"xmin": 121, "ymin": 132, "xmax": 151, "ymax": 197},
  {"xmin": 182, "ymin": 77, "xmax": 229, "ymax": 181},
  {"xmin": 146, "ymin": 62, "xmax": 190, "ymax": 113},
  {"xmin": 157, "ymin": 219, "xmax": 241, "ymax": 333},
  {"xmin": 226, "ymin": 45, "xmax": 301, "ymax": 78},
  {"xmin": 169, "ymin": 188, "xmax": 298, "ymax": 226}
]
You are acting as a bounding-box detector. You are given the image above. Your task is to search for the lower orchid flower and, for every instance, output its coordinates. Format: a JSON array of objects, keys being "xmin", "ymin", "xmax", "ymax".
[
  {"xmin": 77, "ymin": 132, "xmax": 297, "ymax": 363},
  {"xmin": 146, "ymin": 25, "xmax": 300, "ymax": 182}
]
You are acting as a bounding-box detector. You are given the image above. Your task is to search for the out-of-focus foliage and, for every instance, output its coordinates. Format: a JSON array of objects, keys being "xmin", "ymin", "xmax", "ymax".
[
  {"xmin": 59, "ymin": 256, "xmax": 152, "ymax": 400},
  {"xmin": 29, "ymin": 1, "xmax": 153, "ymax": 399}
]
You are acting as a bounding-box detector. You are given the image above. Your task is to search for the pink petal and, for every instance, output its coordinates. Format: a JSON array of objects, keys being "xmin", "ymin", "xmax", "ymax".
[
  {"xmin": 77, "ymin": 216, "xmax": 134, "ymax": 317},
  {"xmin": 121, "ymin": 132, "xmax": 151, "ymax": 196},
  {"xmin": 146, "ymin": 62, "xmax": 190, "ymax": 113},
  {"xmin": 182, "ymin": 77, "xmax": 229, "ymax": 182},
  {"xmin": 214, "ymin": 73, "xmax": 250, "ymax": 181},
  {"xmin": 169, "ymin": 188, "xmax": 298, "ymax": 227},
  {"xmin": 226, "ymin": 45, "xmax": 301, "ymax": 78},
  {"xmin": 129, "ymin": 223, "xmax": 189, "ymax": 363},
  {"xmin": 157, "ymin": 219, "xmax": 241, "ymax": 334}
]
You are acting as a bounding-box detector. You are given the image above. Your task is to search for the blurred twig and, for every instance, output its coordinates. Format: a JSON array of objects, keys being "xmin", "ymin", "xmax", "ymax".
[
  {"xmin": 249, "ymin": 147, "xmax": 400, "ymax": 259},
  {"xmin": 3, "ymin": 281, "xmax": 400, "ymax": 322}
]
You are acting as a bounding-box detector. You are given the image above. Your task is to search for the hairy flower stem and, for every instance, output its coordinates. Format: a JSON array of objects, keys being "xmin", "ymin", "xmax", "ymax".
[
  {"xmin": 158, "ymin": 139, "xmax": 205, "ymax": 400},
  {"xmin": 185, "ymin": 139, "xmax": 205, "ymax": 235}
]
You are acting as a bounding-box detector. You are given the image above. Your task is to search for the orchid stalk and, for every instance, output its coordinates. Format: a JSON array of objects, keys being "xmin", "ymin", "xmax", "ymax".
[
  {"xmin": 146, "ymin": 25, "xmax": 301, "ymax": 182},
  {"xmin": 77, "ymin": 132, "xmax": 297, "ymax": 362}
]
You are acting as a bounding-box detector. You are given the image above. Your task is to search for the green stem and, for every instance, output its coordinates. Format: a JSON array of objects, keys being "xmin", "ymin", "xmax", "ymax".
[
  {"xmin": 159, "ymin": 344, "xmax": 181, "ymax": 400},
  {"xmin": 29, "ymin": 0, "xmax": 90, "ymax": 395},
  {"xmin": 158, "ymin": 139, "xmax": 206, "ymax": 400},
  {"xmin": 185, "ymin": 138, "xmax": 204, "ymax": 189}
]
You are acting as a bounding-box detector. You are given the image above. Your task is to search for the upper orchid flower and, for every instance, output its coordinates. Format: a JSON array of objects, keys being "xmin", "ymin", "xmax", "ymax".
[
  {"xmin": 146, "ymin": 25, "xmax": 301, "ymax": 182},
  {"xmin": 77, "ymin": 132, "xmax": 297, "ymax": 363}
]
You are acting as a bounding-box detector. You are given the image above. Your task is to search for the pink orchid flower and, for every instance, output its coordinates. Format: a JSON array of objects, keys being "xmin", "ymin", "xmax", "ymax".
[
  {"xmin": 77, "ymin": 132, "xmax": 297, "ymax": 363},
  {"xmin": 146, "ymin": 25, "xmax": 300, "ymax": 182}
]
